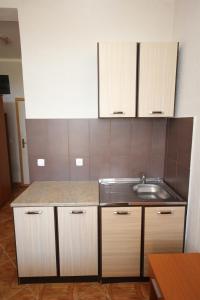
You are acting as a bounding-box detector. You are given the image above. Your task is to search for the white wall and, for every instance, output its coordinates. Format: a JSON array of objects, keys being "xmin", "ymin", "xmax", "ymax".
[
  {"xmin": 0, "ymin": 0, "xmax": 175, "ymax": 118},
  {"xmin": 0, "ymin": 59, "xmax": 24, "ymax": 182},
  {"xmin": 173, "ymin": 0, "xmax": 200, "ymax": 250}
]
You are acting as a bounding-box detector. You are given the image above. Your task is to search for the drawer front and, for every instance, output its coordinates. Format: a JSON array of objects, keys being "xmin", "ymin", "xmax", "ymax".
[
  {"xmin": 58, "ymin": 206, "xmax": 98, "ymax": 276},
  {"xmin": 14, "ymin": 207, "xmax": 57, "ymax": 277},
  {"xmin": 144, "ymin": 206, "xmax": 185, "ymax": 276},
  {"xmin": 102, "ymin": 207, "xmax": 142, "ymax": 277}
]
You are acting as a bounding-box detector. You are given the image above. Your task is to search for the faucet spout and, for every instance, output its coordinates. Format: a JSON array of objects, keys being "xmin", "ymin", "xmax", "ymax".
[{"xmin": 141, "ymin": 174, "xmax": 146, "ymax": 184}]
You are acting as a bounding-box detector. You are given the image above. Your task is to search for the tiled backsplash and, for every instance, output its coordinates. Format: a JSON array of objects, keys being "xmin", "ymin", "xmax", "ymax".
[
  {"xmin": 26, "ymin": 118, "xmax": 167, "ymax": 182},
  {"xmin": 164, "ymin": 117, "xmax": 193, "ymax": 200}
]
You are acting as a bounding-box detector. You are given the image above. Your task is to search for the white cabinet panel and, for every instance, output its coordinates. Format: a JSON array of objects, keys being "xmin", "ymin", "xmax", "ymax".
[
  {"xmin": 58, "ymin": 206, "xmax": 98, "ymax": 276},
  {"xmin": 138, "ymin": 42, "xmax": 178, "ymax": 117},
  {"xmin": 144, "ymin": 206, "xmax": 185, "ymax": 276},
  {"xmin": 102, "ymin": 207, "xmax": 142, "ymax": 277},
  {"xmin": 14, "ymin": 207, "xmax": 57, "ymax": 277},
  {"xmin": 98, "ymin": 42, "xmax": 137, "ymax": 118}
]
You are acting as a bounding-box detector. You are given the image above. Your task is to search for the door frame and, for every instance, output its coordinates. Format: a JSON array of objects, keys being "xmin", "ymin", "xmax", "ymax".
[{"xmin": 15, "ymin": 97, "xmax": 25, "ymax": 185}]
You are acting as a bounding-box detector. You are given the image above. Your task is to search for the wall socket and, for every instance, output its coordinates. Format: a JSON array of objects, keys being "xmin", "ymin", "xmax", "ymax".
[
  {"xmin": 76, "ymin": 158, "xmax": 83, "ymax": 166},
  {"xmin": 37, "ymin": 159, "xmax": 45, "ymax": 167}
]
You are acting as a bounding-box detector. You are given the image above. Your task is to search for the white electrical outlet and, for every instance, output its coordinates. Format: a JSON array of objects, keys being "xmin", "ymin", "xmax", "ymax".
[
  {"xmin": 37, "ymin": 159, "xmax": 45, "ymax": 167},
  {"xmin": 76, "ymin": 158, "xmax": 83, "ymax": 166}
]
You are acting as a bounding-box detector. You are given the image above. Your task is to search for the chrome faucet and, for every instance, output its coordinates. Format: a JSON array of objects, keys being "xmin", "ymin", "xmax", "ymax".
[{"xmin": 141, "ymin": 174, "xmax": 146, "ymax": 184}]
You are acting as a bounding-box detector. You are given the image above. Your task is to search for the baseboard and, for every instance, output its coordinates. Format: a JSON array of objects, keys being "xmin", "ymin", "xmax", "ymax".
[{"xmin": 18, "ymin": 275, "xmax": 99, "ymax": 284}]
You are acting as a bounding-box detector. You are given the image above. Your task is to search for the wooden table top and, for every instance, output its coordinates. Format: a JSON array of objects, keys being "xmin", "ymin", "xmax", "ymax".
[{"xmin": 148, "ymin": 253, "xmax": 200, "ymax": 300}]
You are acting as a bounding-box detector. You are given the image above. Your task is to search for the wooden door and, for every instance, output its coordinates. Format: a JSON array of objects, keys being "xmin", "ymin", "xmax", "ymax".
[
  {"xmin": 58, "ymin": 206, "xmax": 98, "ymax": 276},
  {"xmin": 102, "ymin": 207, "xmax": 142, "ymax": 277},
  {"xmin": 16, "ymin": 98, "xmax": 30, "ymax": 185},
  {"xmin": 144, "ymin": 206, "xmax": 185, "ymax": 276},
  {"xmin": 138, "ymin": 42, "xmax": 178, "ymax": 117},
  {"xmin": 14, "ymin": 207, "xmax": 57, "ymax": 277},
  {"xmin": 98, "ymin": 42, "xmax": 137, "ymax": 117},
  {"xmin": 0, "ymin": 96, "xmax": 11, "ymax": 206}
]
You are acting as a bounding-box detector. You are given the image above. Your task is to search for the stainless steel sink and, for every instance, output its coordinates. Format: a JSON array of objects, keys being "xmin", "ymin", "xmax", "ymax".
[
  {"xmin": 133, "ymin": 183, "xmax": 170, "ymax": 200},
  {"xmin": 99, "ymin": 178, "xmax": 185, "ymax": 205}
]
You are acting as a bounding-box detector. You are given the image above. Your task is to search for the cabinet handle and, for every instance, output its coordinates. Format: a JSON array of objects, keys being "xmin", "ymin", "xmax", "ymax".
[
  {"xmin": 151, "ymin": 278, "xmax": 163, "ymax": 299},
  {"xmin": 112, "ymin": 111, "xmax": 124, "ymax": 115},
  {"xmin": 70, "ymin": 210, "xmax": 86, "ymax": 214},
  {"xmin": 113, "ymin": 211, "xmax": 130, "ymax": 215},
  {"xmin": 25, "ymin": 210, "xmax": 42, "ymax": 215},
  {"xmin": 157, "ymin": 211, "xmax": 172, "ymax": 215},
  {"xmin": 149, "ymin": 111, "xmax": 164, "ymax": 115}
]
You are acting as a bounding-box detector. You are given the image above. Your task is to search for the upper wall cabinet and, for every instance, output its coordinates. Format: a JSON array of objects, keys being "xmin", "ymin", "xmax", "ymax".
[
  {"xmin": 138, "ymin": 42, "xmax": 178, "ymax": 117},
  {"xmin": 98, "ymin": 42, "xmax": 137, "ymax": 118}
]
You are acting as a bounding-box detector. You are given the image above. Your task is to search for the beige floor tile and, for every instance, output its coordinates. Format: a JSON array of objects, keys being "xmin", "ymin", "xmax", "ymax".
[
  {"xmin": 6, "ymin": 287, "xmax": 37, "ymax": 300},
  {"xmin": 41, "ymin": 283, "xmax": 74, "ymax": 300}
]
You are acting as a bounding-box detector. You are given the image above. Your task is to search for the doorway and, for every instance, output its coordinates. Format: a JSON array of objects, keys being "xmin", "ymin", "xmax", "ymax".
[{"xmin": 0, "ymin": 8, "xmax": 30, "ymax": 186}]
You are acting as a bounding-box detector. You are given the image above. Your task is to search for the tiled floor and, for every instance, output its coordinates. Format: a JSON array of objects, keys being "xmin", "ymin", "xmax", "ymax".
[{"xmin": 0, "ymin": 186, "xmax": 150, "ymax": 300}]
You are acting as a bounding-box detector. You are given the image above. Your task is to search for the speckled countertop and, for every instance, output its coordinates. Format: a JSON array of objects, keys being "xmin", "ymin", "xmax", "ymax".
[{"xmin": 11, "ymin": 181, "xmax": 99, "ymax": 207}]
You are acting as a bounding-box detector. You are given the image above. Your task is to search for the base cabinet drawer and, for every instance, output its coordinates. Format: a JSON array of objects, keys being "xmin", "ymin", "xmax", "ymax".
[
  {"xmin": 144, "ymin": 206, "xmax": 185, "ymax": 276},
  {"xmin": 58, "ymin": 206, "xmax": 98, "ymax": 276},
  {"xmin": 102, "ymin": 207, "xmax": 142, "ymax": 277},
  {"xmin": 14, "ymin": 207, "xmax": 57, "ymax": 277}
]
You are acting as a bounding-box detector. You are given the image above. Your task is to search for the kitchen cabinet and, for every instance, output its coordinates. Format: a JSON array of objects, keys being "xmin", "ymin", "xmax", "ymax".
[
  {"xmin": 101, "ymin": 207, "xmax": 142, "ymax": 277},
  {"xmin": 58, "ymin": 206, "xmax": 98, "ymax": 276},
  {"xmin": 144, "ymin": 206, "xmax": 185, "ymax": 276},
  {"xmin": 14, "ymin": 207, "xmax": 57, "ymax": 277},
  {"xmin": 138, "ymin": 42, "xmax": 178, "ymax": 117},
  {"xmin": 98, "ymin": 42, "xmax": 137, "ymax": 118}
]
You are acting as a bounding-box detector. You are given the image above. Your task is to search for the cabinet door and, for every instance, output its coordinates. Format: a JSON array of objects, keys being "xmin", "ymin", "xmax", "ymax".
[
  {"xmin": 144, "ymin": 206, "xmax": 185, "ymax": 276},
  {"xmin": 138, "ymin": 42, "xmax": 178, "ymax": 117},
  {"xmin": 14, "ymin": 207, "xmax": 57, "ymax": 277},
  {"xmin": 102, "ymin": 207, "xmax": 141, "ymax": 277},
  {"xmin": 98, "ymin": 42, "xmax": 137, "ymax": 118},
  {"xmin": 58, "ymin": 206, "xmax": 98, "ymax": 276}
]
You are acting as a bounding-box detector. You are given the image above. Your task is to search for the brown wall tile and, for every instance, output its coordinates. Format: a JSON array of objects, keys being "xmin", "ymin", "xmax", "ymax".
[
  {"xmin": 131, "ymin": 119, "xmax": 153, "ymax": 155},
  {"xmin": 110, "ymin": 119, "xmax": 132, "ymax": 156},
  {"xmin": 89, "ymin": 119, "xmax": 110, "ymax": 156},
  {"xmin": 90, "ymin": 155, "xmax": 110, "ymax": 180},
  {"xmin": 110, "ymin": 155, "xmax": 131, "ymax": 178},
  {"xmin": 69, "ymin": 120, "xmax": 89, "ymax": 156},
  {"xmin": 69, "ymin": 155, "xmax": 90, "ymax": 180},
  {"xmin": 148, "ymin": 119, "xmax": 167, "ymax": 177},
  {"xmin": 47, "ymin": 119, "xmax": 68, "ymax": 156},
  {"xmin": 164, "ymin": 117, "xmax": 193, "ymax": 200},
  {"xmin": 26, "ymin": 118, "xmax": 168, "ymax": 182},
  {"xmin": 26, "ymin": 119, "xmax": 48, "ymax": 156}
]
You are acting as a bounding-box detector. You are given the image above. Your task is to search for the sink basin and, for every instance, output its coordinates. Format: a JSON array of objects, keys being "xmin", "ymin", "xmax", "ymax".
[{"xmin": 133, "ymin": 183, "xmax": 171, "ymax": 200}]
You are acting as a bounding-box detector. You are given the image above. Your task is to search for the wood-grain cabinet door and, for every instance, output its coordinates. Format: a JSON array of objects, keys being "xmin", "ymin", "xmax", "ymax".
[
  {"xmin": 144, "ymin": 206, "xmax": 185, "ymax": 276},
  {"xmin": 58, "ymin": 206, "xmax": 98, "ymax": 276},
  {"xmin": 14, "ymin": 207, "xmax": 57, "ymax": 277},
  {"xmin": 98, "ymin": 42, "xmax": 137, "ymax": 118},
  {"xmin": 138, "ymin": 42, "xmax": 178, "ymax": 117},
  {"xmin": 102, "ymin": 207, "xmax": 142, "ymax": 277}
]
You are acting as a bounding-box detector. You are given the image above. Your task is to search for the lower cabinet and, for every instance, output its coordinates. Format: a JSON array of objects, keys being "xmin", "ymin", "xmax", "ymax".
[
  {"xmin": 13, "ymin": 204, "xmax": 186, "ymax": 281},
  {"xmin": 58, "ymin": 206, "xmax": 98, "ymax": 276},
  {"xmin": 144, "ymin": 206, "xmax": 185, "ymax": 276},
  {"xmin": 14, "ymin": 207, "xmax": 57, "ymax": 277},
  {"xmin": 101, "ymin": 207, "xmax": 142, "ymax": 277}
]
